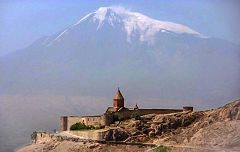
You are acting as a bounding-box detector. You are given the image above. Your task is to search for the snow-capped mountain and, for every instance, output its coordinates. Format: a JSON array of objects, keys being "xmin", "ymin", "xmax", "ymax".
[
  {"xmin": 47, "ymin": 6, "xmax": 203, "ymax": 46},
  {"xmin": 1, "ymin": 6, "xmax": 239, "ymax": 104}
]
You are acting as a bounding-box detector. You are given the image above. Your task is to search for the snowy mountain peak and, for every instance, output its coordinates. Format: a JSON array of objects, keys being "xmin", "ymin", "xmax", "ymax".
[
  {"xmin": 49, "ymin": 6, "xmax": 204, "ymax": 45},
  {"xmin": 94, "ymin": 6, "xmax": 131, "ymax": 18},
  {"xmin": 92, "ymin": 7, "xmax": 125, "ymax": 29}
]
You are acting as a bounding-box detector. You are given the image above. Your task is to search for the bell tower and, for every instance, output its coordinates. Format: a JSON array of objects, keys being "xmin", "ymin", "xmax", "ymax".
[{"xmin": 113, "ymin": 88, "xmax": 124, "ymax": 112}]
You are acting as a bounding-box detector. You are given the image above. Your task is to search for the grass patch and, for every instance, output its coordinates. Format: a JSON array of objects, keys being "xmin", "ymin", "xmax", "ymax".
[{"xmin": 154, "ymin": 145, "xmax": 170, "ymax": 152}]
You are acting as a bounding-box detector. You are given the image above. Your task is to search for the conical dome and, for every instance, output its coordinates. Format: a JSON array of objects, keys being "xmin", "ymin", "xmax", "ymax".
[{"xmin": 113, "ymin": 88, "xmax": 124, "ymax": 100}]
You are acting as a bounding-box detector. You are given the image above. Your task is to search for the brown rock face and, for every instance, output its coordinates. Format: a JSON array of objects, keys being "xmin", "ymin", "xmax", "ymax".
[
  {"xmin": 114, "ymin": 99, "xmax": 240, "ymax": 151},
  {"xmin": 104, "ymin": 129, "xmax": 129, "ymax": 141},
  {"xmin": 208, "ymin": 99, "xmax": 240, "ymax": 121},
  {"xmin": 153, "ymin": 99, "xmax": 240, "ymax": 150},
  {"xmin": 148, "ymin": 131, "xmax": 155, "ymax": 137}
]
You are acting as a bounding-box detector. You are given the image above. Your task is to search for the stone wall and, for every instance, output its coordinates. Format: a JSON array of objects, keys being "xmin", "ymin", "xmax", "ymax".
[
  {"xmin": 60, "ymin": 116, "xmax": 83, "ymax": 131},
  {"xmin": 102, "ymin": 113, "xmax": 114, "ymax": 126},
  {"xmin": 114, "ymin": 108, "xmax": 184, "ymax": 120},
  {"xmin": 60, "ymin": 117, "xmax": 68, "ymax": 131},
  {"xmin": 138, "ymin": 109, "xmax": 184, "ymax": 115},
  {"xmin": 32, "ymin": 132, "xmax": 57, "ymax": 144},
  {"xmin": 60, "ymin": 115, "xmax": 104, "ymax": 131},
  {"xmin": 31, "ymin": 131, "xmax": 107, "ymax": 143},
  {"xmin": 69, "ymin": 130, "xmax": 108, "ymax": 141},
  {"xmin": 81, "ymin": 116, "xmax": 103, "ymax": 126}
]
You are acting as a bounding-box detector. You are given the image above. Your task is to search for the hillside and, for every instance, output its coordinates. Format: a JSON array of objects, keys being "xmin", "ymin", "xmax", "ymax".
[
  {"xmin": 105, "ymin": 99, "xmax": 240, "ymax": 151},
  {"xmin": 153, "ymin": 99, "xmax": 240, "ymax": 149},
  {"xmin": 16, "ymin": 99, "xmax": 240, "ymax": 152}
]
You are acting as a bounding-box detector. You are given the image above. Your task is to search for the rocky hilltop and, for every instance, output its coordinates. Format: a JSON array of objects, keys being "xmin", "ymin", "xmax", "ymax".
[{"xmin": 17, "ymin": 99, "xmax": 240, "ymax": 152}]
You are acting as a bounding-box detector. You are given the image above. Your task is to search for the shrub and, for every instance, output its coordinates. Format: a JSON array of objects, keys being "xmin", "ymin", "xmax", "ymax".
[
  {"xmin": 70, "ymin": 122, "xmax": 89, "ymax": 130},
  {"xmin": 94, "ymin": 125, "xmax": 105, "ymax": 129},
  {"xmin": 114, "ymin": 113, "xmax": 127, "ymax": 121},
  {"xmin": 131, "ymin": 112, "xmax": 141, "ymax": 120},
  {"xmin": 70, "ymin": 123, "xmax": 104, "ymax": 130}
]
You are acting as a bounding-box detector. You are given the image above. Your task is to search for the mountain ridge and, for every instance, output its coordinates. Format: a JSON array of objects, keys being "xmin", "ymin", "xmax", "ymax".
[
  {"xmin": 0, "ymin": 6, "xmax": 239, "ymax": 105},
  {"xmin": 46, "ymin": 6, "xmax": 203, "ymax": 46}
]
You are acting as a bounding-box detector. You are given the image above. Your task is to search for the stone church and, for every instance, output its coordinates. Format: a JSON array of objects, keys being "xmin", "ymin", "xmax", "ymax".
[{"xmin": 60, "ymin": 88, "xmax": 193, "ymax": 131}]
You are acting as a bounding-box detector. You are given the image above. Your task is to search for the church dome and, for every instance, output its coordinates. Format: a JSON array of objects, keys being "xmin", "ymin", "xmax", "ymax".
[{"xmin": 113, "ymin": 88, "xmax": 124, "ymax": 100}]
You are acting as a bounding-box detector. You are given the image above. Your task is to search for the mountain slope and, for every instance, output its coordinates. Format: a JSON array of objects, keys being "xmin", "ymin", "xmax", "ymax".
[
  {"xmin": 107, "ymin": 99, "xmax": 240, "ymax": 151},
  {"xmin": 154, "ymin": 99, "xmax": 240, "ymax": 150},
  {"xmin": 1, "ymin": 7, "xmax": 239, "ymax": 106},
  {"xmin": 47, "ymin": 6, "xmax": 202, "ymax": 46}
]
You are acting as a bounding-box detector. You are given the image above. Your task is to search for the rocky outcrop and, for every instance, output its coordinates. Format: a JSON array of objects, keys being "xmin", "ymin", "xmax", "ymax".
[
  {"xmin": 153, "ymin": 99, "xmax": 240, "ymax": 150},
  {"xmin": 104, "ymin": 129, "xmax": 129, "ymax": 141},
  {"xmin": 206, "ymin": 99, "xmax": 240, "ymax": 121},
  {"xmin": 118, "ymin": 99, "xmax": 240, "ymax": 151},
  {"xmin": 126, "ymin": 111, "xmax": 203, "ymax": 140}
]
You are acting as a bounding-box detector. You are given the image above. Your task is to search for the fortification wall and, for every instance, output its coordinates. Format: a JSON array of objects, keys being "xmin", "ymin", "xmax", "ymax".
[
  {"xmin": 82, "ymin": 116, "xmax": 103, "ymax": 126},
  {"xmin": 138, "ymin": 109, "xmax": 183, "ymax": 115},
  {"xmin": 32, "ymin": 130, "xmax": 108, "ymax": 144},
  {"xmin": 32, "ymin": 132, "xmax": 57, "ymax": 144},
  {"xmin": 101, "ymin": 113, "xmax": 114, "ymax": 126},
  {"xmin": 69, "ymin": 130, "xmax": 107, "ymax": 141},
  {"xmin": 60, "ymin": 116, "xmax": 104, "ymax": 131},
  {"xmin": 66, "ymin": 116, "xmax": 83, "ymax": 131},
  {"xmin": 60, "ymin": 117, "xmax": 67, "ymax": 131},
  {"xmin": 115, "ymin": 108, "xmax": 187, "ymax": 120}
]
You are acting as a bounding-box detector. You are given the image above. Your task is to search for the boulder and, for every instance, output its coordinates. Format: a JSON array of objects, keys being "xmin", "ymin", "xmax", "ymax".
[
  {"xmin": 154, "ymin": 125, "xmax": 162, "ymax": 135},
  {"xmin": 134, "ymin": 120, "xmax": 144, "ymax": 130},
  {"xmin": 104, "ymin": 129, "xmax": 113, "ymax": 141},
  {"xmin": 161, "ymin": 123, "xmax": 168, "ymax": 133},
  {"xmin": 112, "ymin": 129, "xmax": 129, "ymax": 141},
  {"xmin": 150, "ymin": 124, "xmax": 156, "ymax": 129},
  {"xmin": 181, "ymin": 115, "xmax": 196, "ymax": 127},
  {"xmin": 131, "ymin": 130, "xmax": 141, "ymax": 136},
  {"xmin": 87, "ymin": 143, "xmax": 100, "ymax": 149},
  {"xmin": 148, "ymin": 131, "xmax": 155, "ymax": 137},
  {"xmin": 236, "ymin": 110, "xmax": 240, "ymax": 120}
]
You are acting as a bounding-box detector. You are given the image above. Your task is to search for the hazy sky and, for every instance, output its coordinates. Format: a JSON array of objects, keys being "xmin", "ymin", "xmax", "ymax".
[{"xmin": 0, "ymin": 0, "xmax": 240, "ymax": 56}]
